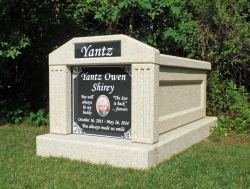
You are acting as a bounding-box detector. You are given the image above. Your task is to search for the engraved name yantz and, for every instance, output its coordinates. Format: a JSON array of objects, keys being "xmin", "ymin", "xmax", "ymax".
[{"xmin": 81, "ymin": 45, "xmax": 113, "ymax": 57}]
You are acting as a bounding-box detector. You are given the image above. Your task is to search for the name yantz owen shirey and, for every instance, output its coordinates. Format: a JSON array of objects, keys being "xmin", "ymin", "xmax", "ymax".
[{"xmin": 81, "ymin": 72, "xmax": 127, "ymax": 94}]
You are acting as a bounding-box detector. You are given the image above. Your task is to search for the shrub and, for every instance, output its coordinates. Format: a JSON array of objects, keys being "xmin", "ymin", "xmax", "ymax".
[
  {"xmin": 29, "ymin": 109, "xmax": 49, "ymax": 126},
  {"xmin": 207, "ymin": 71, "xmax": 250, "ymax": 136}
]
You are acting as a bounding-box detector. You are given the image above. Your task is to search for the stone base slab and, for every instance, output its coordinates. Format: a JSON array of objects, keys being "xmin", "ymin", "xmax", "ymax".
[{"xmin": 36, "ymin": 117, "xmax": 217, "ymax": 169}]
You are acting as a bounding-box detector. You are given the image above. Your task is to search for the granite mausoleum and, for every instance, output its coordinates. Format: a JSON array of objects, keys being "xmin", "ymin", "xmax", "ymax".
[{"xmin": 36, "ymin": 35, "xmax": 217, "ymax": 169}]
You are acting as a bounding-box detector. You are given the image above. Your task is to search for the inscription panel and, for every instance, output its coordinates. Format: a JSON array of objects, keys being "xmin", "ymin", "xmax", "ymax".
[{"xmin": 72, "ymin": 66, "xmax": 131, "ymax": 139}]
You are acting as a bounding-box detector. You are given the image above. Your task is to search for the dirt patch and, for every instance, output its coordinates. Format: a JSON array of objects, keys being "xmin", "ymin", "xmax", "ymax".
[
  {"xmin": 207, "ymin": 135, "xmax": 250, "ymax": 143},
  {"xmin": 202, "ymin": 138, "xmax": 211, "ymax": 143}
]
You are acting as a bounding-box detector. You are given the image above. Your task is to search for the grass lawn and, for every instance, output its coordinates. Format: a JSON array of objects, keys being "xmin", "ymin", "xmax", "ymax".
[{"xmin": 0, "ymin": 125, "xmax": 249, "ymax": 189}]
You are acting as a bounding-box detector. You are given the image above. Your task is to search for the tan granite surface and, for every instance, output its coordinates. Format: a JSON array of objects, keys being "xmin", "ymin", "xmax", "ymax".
[
  {"xmin": 131, "ymin": 64, "xmax": 159, "ymax": 144},
  {"xmin": 37, "ymin": 34, "xmax": 217, "ymax": 169},
  {"xmin": 37, "ymin": 117, "xmax": 217, "ymax": 169}
]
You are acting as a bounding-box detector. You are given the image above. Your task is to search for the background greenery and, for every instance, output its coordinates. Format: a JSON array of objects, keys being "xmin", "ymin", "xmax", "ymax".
[{"xmin": 0, "ymin": 0, "xmax": 250, "ymax": 136}]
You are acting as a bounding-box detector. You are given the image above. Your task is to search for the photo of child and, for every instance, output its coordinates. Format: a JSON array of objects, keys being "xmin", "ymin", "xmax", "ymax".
[{"xmin": 96, "ymin": 95, "xmax": 110, "ymax": 117}]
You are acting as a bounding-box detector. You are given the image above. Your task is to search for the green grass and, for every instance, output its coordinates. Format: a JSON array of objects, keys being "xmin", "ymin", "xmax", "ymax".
[{"xmin": 0, "ymin": 125, "xmax": 249, "ymax": 189}]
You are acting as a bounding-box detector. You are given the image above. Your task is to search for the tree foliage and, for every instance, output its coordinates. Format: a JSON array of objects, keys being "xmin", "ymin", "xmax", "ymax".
[
  {"xmin": 0, "ymin": 0, "xmax": 79, "ymax": 124},
  {"xmin": 0, "ymin": 0, "xmax": 250, "ymax": 131},
  {"xmin": 190, "ymin": 0, "xmax": 250, "ymax": 88},
  {"xmin": 65, "ymin": 0, "xmax": 250, "ymax": 88}
]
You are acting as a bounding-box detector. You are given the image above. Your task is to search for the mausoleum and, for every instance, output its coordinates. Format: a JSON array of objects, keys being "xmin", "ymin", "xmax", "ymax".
[{"xmin": 36, "ymin": 34, "xmax": 217, "ymax": 169}]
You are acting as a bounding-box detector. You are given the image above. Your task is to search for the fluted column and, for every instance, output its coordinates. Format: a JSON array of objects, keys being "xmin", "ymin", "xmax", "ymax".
[{"xmin": 131, "ymin": 64, "xmax": 159, "ymax": 144}]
